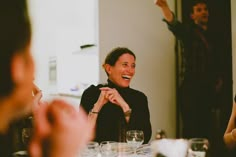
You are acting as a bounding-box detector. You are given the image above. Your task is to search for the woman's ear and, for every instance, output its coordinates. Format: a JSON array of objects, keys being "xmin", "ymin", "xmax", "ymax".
[
  {"xmin": 104, "ymin": 64, "xmax": 112, "ymax": 75},
  {"xmin": 11, "ymin": 54, "xmax": 25, "ymax": 84}
]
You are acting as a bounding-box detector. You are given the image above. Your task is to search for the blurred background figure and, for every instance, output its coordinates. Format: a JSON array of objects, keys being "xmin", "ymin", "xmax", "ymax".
[{"xmin": 155, "ymin": 0, "xmax": 227, "ymax": 156}]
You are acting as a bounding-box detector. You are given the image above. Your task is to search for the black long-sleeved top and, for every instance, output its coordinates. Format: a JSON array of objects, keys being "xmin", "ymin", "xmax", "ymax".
[
  {"xmin": 164, "ymin": 15, "xmax": 222, "ymax": 88},
  {"xmin": 0, "ymin": 133, "xmax": 12, "ymax": 157},
  {"xmin": 80, "ymin": 79, "xmax": 152, "ymax": 144}
]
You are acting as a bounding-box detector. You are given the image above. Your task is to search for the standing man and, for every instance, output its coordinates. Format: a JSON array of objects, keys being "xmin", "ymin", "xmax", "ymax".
[{"xmin": 155, "ymin": 0, "xmax": 223, "ymax": 142}]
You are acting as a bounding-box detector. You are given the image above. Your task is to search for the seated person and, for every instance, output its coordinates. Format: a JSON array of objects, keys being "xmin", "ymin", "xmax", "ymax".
[
  {"xmin": 80, "ymin": 47, "xmax": 152, "ymax": 143},
  {"xmin": 224, "ymin": 95, "xmax": 236, "ymax": 149},
  {"xmin": 0, "ymin": 1, "xmax": 93, "ymax": 156}
]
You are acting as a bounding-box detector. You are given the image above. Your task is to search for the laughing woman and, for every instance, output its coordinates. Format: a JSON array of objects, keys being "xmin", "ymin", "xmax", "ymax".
[{"xmin": 80, "ymin": 47, "xmax": 152, "ymax": 143}]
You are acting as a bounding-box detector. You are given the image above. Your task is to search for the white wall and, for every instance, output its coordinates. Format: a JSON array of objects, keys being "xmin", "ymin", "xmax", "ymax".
[
  {"xmin": 231, "ymin": 0, "xmax": 236, "ymax": 95},
  {"xmin": 29, "ymin": 0, "xmax": 98, "ymax": 97},
  {"xmin": 98, "ymin": 0, "xmax": 176, "ymax": 140}
]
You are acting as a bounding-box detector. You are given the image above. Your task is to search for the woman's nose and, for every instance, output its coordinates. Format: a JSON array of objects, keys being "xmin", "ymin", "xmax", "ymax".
[{"xmin": 127, "ymin": 66, "xmax": 135, "ymax": 74}]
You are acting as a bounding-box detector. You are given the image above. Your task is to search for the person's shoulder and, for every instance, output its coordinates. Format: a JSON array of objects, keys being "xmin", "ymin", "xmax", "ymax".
[
  {"xmin": 80, "ymin": 83, "xmax": 107, "ymax": 106},
  {"xmin": 82, "ymin": 84, "xmax": 96, "ymax": 93},
  {"xmin": 82, "ymin": 83, "xmax": 106, "ymax": 94},
  {"xmin": 234, "ymin": 94, "xmax": 236, "ymax": 103},
  {"xmin": 129, "ymin": 88, "xmax": 147, "ymax": 98},
  {"xmin": 183, "ymin": 22, "xmax": 196, "ymax": 31}
]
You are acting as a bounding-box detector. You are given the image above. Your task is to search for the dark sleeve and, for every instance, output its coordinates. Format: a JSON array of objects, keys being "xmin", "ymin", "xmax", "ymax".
[
  {"xmin": 0, "ymin": 131, "xmax": 14, "ymax": 157},
  {"xmin": 80, "ymin": 85, "xmax": 100, "ymax": 114},
  {"xmin": 129, "ymin": 93, "xmax": 152, "ymax": 144},
  {"xmin": 140, "ymin": 95, "xmax": 152, "ymax": 143},
  {"xmin": 163, "ymin": 12, "xmax": 191, "ymax": 43},
  {"xmin": 234, "ymin": 95, "xmax": 236, "ymax": 103}
]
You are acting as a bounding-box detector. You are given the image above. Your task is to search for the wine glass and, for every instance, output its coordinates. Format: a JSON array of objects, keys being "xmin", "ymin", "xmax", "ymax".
[
  {"xmin": 188, "ymin": 138, "xmax": 209, "ymax": 157},
  {"xmin": 117, "ymin": 142, "xmax": 135, "ymax": 156},
  {"xmin": 126, "ymin": 130, "xmax": 144, "ymax": 150},
  {"xmin": 100, "ymin": 141, "xmax": 118, "ymax": 157},
  {"xmin": 136, "ymin": 143, "xmax": 152, "ymax": 157},
  {"xmin": 80, "ymin": 141, "xmax": 100, "ymax": 157},
  {"xmin": 21, "ymin": 128, "xmax": 33, "ymax": 147}
]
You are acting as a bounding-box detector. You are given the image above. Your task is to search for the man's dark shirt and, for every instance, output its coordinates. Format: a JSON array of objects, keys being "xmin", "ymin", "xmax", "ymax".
[
  {"xmin": 164, "ymin": 16, "xmax": 222, "ymax": 88},
  {"xmin": 164, "ymin": 15, "xmax": 223, "ymax": 138}
]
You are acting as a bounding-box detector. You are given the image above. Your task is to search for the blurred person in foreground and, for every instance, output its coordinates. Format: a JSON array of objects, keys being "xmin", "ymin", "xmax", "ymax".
[
  {"xmin": 80, "ymin": 47, "xmax": 152, "ymax": 143},
  {"xmin": 0, "ymin": 0, "xmax": 93, "ymax": 156},
  {"xmin": 224, "ymin": 95, "xmax": 236, "ymax": 150}
]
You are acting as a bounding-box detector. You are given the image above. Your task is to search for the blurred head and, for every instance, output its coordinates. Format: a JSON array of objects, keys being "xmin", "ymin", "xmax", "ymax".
[
  {"xmin": 103, "ymin": 47, "xmax": 136, "ymax": 88},
  {"xmin": 190, "ymin": 0, "xmax": 209, "ymax": 26},
  {"xmin": 0, "ymin": 0, "xmax": 34, "ymax": 114}
]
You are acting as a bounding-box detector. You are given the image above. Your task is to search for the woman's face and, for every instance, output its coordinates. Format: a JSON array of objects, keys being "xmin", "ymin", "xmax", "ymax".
[
  {"xmin": 13, "ymin": 43, "xmax": 35, "ymax": 115},
  {"xmin": 106, "ymin": 53, "xmax": 136, "ymax": 88}
]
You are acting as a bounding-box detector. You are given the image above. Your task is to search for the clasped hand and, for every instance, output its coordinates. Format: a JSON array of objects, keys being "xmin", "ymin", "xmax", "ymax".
[
  {"xmin": 98, "ymin": 87, "xmax": 126, "ymax": 108},
  {"xmin": 29, "ymin": 100, "xmax": 94, "ymax": 157}
]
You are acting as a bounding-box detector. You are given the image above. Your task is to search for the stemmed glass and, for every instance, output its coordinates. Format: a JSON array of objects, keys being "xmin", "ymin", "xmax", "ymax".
[
  {"xmin": 188, "ymin": 138, "xmax": 209, "ymax": 157},
  {"xmin": 116, "ymin": 142, "xmax": 135, "ymax": 156},
  {"xmin": 136, "ymin": 143, "xmax": 152, "ymax": 157},
  {"xmin": 80, "ymin": 141, "xmax": 100, "ymax": 157},
  {"xmin": 126, "ymin": 130, "xmax": 144, "ymax": 151},
  {"xmin": 21, "ymin": 128, "xmax": 33, "ymax": 148},
  {"xmin": 100, "ymin": 141, "xmax": 118, "ymax": 157}
]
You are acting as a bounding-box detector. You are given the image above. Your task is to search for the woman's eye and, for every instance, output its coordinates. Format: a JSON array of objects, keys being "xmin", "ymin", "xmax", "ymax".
[{"xmin": 122, "ymin": 63, "xmax": 128, "ymax": 67}]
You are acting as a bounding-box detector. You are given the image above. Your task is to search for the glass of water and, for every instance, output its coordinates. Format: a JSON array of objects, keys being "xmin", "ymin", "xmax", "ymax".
[
  {"xmin": 188, "ymin": 138, "xmax": 209, "ymax": 157},
  {"xmin": 117, "ymin": 142, "xmax": 135, "ymax": 157},
  {"xmin": 80, "ymin": 141, "xmax": 100, "ymax": 157},
  {"xmin": 126, "ymin": 130, "xmax": 144, "ymax": 149},
  {"xmin": 22, "ymin": 128, "xmax": 33, "ymax": 147},
  {"xmin": 100, "ymin": 141, "xmax": 118, "ymax": 157},
  {"xmin": 136, "ymin": 143, "xmax": 152, "ymax": 157}
]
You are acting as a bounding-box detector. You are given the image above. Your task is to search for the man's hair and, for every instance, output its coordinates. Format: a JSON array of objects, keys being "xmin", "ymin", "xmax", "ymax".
[
  {"xmin": 0, "ymin": 0, "xmax": 31, "ymax": 97},
  {"xmin": 103, "ymin": 47, "xmax": 136, "ymax": 76},
  {"xmin": 190, "ymin": 0, "xmax": 208, "ymax": 14}
]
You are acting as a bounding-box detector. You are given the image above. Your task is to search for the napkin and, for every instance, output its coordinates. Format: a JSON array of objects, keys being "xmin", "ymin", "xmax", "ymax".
[{"xmin": 151, "ymin": 139, "xmax": 188, "ymax": 157}]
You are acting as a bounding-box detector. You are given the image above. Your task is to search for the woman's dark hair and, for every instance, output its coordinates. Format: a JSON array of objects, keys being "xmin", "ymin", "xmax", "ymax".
[
  {"xmin": 103, "ymin": 47, "xmax": 136, "ymax": 76},
  {"xmin": 0, "ymin": 0, "xmax": 31, "ymax": 97}
]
